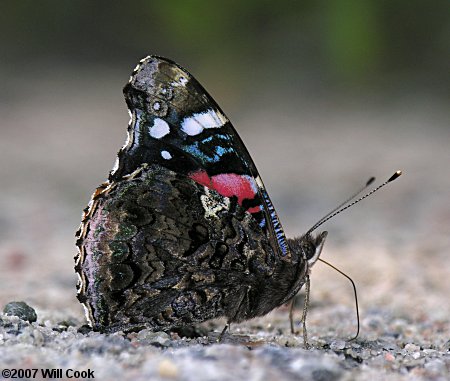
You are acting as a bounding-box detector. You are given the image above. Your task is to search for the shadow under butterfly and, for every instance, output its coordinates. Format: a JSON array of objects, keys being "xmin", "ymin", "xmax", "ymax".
[{"xmin": 75, "ymin": 56, "xmax": 401, "ymax": 347}]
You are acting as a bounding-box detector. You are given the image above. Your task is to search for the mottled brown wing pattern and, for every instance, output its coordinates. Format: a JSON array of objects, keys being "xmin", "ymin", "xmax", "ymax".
[{"xmin": 75, "ymin": 164, "xmax": 277, "ymax": 332}]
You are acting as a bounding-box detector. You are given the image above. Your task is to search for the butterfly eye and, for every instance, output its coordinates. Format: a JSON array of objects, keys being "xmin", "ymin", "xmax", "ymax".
[{"xmin": 301, "ymin": 241, "xmax": 316, "ymax": 260}]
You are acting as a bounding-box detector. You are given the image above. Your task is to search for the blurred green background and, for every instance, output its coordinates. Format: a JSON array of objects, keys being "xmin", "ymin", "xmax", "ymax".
[
  {"xmin": 0, "ymin": 1, "xmax": 449, "ymax": 319},
  {"xmin": 2, "ymin": 1, "xmax": 449, "ymax": 94}
]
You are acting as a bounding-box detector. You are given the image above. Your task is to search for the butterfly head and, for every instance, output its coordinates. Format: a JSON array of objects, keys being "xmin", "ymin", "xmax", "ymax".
[{"xmin": 288, "ymin": 231, "xmax": 328, "ymax": 269}]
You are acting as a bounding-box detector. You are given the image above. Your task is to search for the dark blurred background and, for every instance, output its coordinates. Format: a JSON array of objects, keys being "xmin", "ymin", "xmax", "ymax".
[
  {"xmin": 2, "ymin": 1, "xmax": 449, "ymax": 90},
  {"xmin": 1, "ymin": 1, "xmax": 449, "ymax": 321}
]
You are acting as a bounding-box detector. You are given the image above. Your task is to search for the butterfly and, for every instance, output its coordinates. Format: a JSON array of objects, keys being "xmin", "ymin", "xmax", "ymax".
[{"xmin": 75, "ymin": 56, "xmax": 400, "ymax": 344}]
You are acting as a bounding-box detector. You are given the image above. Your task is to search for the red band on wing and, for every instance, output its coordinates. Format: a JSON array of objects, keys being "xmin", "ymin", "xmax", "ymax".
[
  {"xmin": 247, "ymin": 205, "xmax": 261, "ymax": 213},
  {"xmin": 189, "ymin": 170, "xmax": 212, "ymax": 188},
  {"xmin": 189, "ymin": 170, "xmax": 258, "ymax": 208}
]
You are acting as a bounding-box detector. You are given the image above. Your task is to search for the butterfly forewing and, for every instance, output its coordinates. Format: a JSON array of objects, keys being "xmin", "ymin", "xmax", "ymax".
[{"xmin": 113, "ymin": 56, "xmax": 289, "ymax": 256}]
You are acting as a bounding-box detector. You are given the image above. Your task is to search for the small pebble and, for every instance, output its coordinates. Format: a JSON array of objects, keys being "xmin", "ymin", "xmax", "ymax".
[
  {"xmin": 137, "ymin": 330, "xmax": 171, "ymax": 346},
  {"xmin": 404, "ymin": 343, "xmax": 420, "ymax": 353},
  {"xmin": 77, "ymin": 325, "xmax": 93, "ymax": 334},
  {"xmin": 330, "ymin": 340, "xmax": 346, "ymax": 351},
  {"xmin": 158, "ymin": 359, "xmax": 179, "ymax": 378},
  {"xmin": 3, "ymin": 301, "xmax": 37, "ymax": 323},
  {"xmin": 412, "ymin": 351, "xmax": 421, "ymax": 359},
  {"xmin": 385, "ymin": 352, "xmax": 395, "ymax": 362},
  {"xmin": 284, "ymin": 336, "xmax": 302, "ymax": 347}
]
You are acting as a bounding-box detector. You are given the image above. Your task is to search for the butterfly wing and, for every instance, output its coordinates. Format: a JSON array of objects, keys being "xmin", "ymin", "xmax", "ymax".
[
  {"xmin": 76, "ymin": 164, "xmax": 279, "ymax": 332},
  {"xmin": 75, "ymin": 56, "xmax": 303, "ymax": 332},
  {"xmin": 111, "ymin": 56, "xmax": 289, "ymax": 257}
]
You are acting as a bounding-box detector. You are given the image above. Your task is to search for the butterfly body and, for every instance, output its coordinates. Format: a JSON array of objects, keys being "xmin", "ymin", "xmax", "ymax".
[{"xmin": 75, "ymin": 56, "xmax": 326, "ymax": 333}]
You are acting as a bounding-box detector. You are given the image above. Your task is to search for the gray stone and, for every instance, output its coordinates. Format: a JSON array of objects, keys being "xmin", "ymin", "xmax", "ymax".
[
  {"xmin": 3, "ymin": 301, "xmax": 37, "ymax": 323},
  {"xmin": 330, "ymin": 340, "xmax": 346, "ymax": 351}
]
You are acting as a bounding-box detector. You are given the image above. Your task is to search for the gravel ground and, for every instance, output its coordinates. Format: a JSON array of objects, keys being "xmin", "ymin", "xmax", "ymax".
[
  {"xmin": 0, "ymin": 73, "xmax": 449, "ymax": 380},
  {"xmin": 0, "ymin": 304, "xmax": 448, "ymax": 381}
]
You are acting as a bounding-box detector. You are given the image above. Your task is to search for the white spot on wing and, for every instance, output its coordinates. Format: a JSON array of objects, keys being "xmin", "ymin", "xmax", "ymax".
[
  {"xmin": 161, "ymin": 150, "xmax": 172, "ymax": 160},
  {"xmin": 181, "ymin": 117, "xmax": 204, "ymax": 136},
  {"xmin": 195, "ymin": 110, "xmax": 222, "ymax": 128},
  {"xmin": 181, "ymin": 109, "xmax": 227, "ymax": 136},
  {"xmin": 150, "ymin": 118, "xmax": 170, "ymax": 139}
]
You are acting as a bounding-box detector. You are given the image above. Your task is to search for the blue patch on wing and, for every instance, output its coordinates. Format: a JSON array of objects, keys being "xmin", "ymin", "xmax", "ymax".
[
  {"xmin": 259, "ymin": 212, "xmax": 266, "ymax": 228},
  {"xmin": 184, "ymin": 143, "xmax": 208, "ymax": 162},
  {"xmin": 215, "ymin": 146, "xmax": 234, "ymax": 158},
  {"xmin": 260, "ymin": 189, "xmax": 289, "ymax": 257},
  {"xmin": 185, "ymin": 140, "xmax": 235, "ymax": 165}
]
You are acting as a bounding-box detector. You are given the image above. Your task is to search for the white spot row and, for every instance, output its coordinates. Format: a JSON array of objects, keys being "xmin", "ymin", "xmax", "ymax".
[
  {"xmin": 161, "ymin": 150, "xmax": 172, "ymax": 160},
  {"xmin": 181, "ymin": 109, "xmax": 227, "ymax": 136},
  {"xmin": 149, "ymin": 118, "xmax": 170, "ymax": 139}
]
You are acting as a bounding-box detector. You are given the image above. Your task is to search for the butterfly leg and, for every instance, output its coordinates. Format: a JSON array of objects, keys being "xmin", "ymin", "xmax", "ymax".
[
  {"xmin": 217, "ymin": 285, "xmax": 250, "ymax": 342},
  {"xmin": 289, "ymin": 296, "xmax": 296, "ymax": 334},
  {"xmin": 217, "ymin": 323, "xmax": 230, "ymax": 342},
  {"xmin": 301, "ymin": 275, "xmax": 311, "ymax": 349}
]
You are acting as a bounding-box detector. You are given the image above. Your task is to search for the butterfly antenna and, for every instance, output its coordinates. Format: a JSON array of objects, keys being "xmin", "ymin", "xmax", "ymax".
[
  {"xmin": 307, "ymin": 170, "xmax": 402, "ymax": 235},
  {"xmin": 319, "ymin": 258, "xmax": 360, "ymax": 340},
  {"xmin": 310, "ymin": 176, "xmax": 375, "ymax": 231}
]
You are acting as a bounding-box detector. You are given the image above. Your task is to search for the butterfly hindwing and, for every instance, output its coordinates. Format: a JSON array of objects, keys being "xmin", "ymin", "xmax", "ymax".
[{"xmin": 77, "ymin": 164, "xmax": 278, "ymax": 332}]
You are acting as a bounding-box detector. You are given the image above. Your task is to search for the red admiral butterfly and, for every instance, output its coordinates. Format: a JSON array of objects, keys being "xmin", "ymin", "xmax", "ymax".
[{"xmin": 75, "ymin": 56, "xmax": 401, "ymax": 345}]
